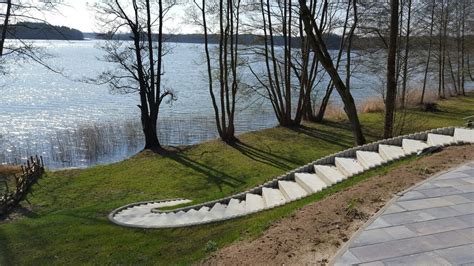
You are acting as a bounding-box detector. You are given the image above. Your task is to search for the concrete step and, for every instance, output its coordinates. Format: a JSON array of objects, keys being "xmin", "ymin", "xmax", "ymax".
[
  {"xmin": 427, "ymin": 133, "xmax": 456, "ymax": 146},
  {"xmin": 262, "ymin": 187, "xmax": 287, "ymax": 208},
  {"xmin": 278, "ymin": 180, "xmax": 308, "ymax": 201},
  {"xmin": 335, "ymin": 157, "xmax": 364, "ymax": 177},
  {"xmin": 138, "ymin": 213, "xmax": 166, "ymax": 226},
  {"xmin": 402, "ymin": 139, "xmax": 429, "ymax": 154},
  {"xmin": 379, "ymin": 144, "xmax": 407, "ymax": 161},
  {"xmin": 198, "ymin": 206, "xmax": 210, "ymax": 214},
  {"xmin": 202, "ymin": 203, "xmax": 226, "ymax": 222},
  {"xmin": 295, "ymin": 173, "xmax": 328, "ymax": 193},
  {"xmin": 189, "ymin": 208, "xmax": 211, "ymax": 221},
  {"xmin": 356, "ymin": 150, "xmax": 385, "ymax": 170},
  {"xmin": 119, "ymin": 213, "xmax": 157, "ymax": 225},
  {"xmin": 157, "ymin": 212, "xmax": 177, "ymax": 227},
  {"xmin": 245, "ymin": 193, "xmax": 265, "ymax": 212},
  {"xmin": 118, "ymin": 206, "xmax": 152, "ymax": 216},
  {"xmin": 173, "ymin": 211, "xmax": 188, "ymax": 225},
  {"xmin": 224, "ymin": 198, "xmax": 246, "ymax": 217},
  {"xmin": 181, "ymin": 209, "xmax": 203, "ymax": 224},
  {"xmin": 191, "ymin": 206, "xmax": 210, "ymax": 222},
  {"xmin": 314, "ymin": 165, "xmax": 346, "ymax": 185},
  {"xmin": 454, "ymin": 128, "xmax": 474, "ymax": 143},
  {"xmin": 178, "ymin": 210, "xmax": 205, "ymax": 225},
  {"xmin": 146, "ymin": 213, "xmax": 172, "ymax": 227}
]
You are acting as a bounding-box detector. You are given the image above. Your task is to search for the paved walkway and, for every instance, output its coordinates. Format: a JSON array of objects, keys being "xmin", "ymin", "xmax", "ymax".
[{"xmin": 335, "ymin": 162, "xmax": 474, "ymax": 265}]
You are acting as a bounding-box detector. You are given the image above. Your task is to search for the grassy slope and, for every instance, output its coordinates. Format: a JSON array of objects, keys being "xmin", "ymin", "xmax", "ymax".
[{"xmin": 1, "ymin": 95, "xmax": 473, "ymax": 265}]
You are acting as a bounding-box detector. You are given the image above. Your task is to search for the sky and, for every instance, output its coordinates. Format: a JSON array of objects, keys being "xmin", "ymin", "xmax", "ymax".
[{"xmin": 41, "ymin": 0, "xmax": 194, "ymax": 33}]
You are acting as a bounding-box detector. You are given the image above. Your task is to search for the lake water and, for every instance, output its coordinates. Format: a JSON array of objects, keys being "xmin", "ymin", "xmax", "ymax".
[{"xmin": 0, "ymin": 40, "xmax": 430, "ymax": 169}]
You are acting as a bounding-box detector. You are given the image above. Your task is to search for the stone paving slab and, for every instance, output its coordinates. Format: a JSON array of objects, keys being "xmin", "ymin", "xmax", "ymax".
[{"xmin": 334, "ymin": 162, "xmax": 474, "ymax": 265}]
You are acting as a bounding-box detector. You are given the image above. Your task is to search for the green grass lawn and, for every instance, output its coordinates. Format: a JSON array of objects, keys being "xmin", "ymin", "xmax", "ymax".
[{"xmin": 1, "ymin": 94, "xmax": 473, "ymax": 265}]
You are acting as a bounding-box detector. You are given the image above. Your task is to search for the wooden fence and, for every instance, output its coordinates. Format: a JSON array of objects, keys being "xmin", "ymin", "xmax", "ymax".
[{"xmin": 0, "ymin": 156, "xmax": 45, "ymax": 216}]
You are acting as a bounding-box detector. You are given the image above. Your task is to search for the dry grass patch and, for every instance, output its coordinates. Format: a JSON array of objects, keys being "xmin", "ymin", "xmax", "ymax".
[{"xmin": 0, "ymin": 165, "xmax": 21, "ymax": 179}]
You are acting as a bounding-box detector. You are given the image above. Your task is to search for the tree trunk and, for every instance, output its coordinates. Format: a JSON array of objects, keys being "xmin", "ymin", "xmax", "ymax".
[
  {"xmin": 384, "ymin": 0, "xmax": 399, "ymax": 139},
  {"xmin": 0, "ymin": 0, "xmax": 12, "ymax": 56},
  {"xmin": 314, "ymin": 0, "xmax": 350, "ymax": 122},
  {"xmin": 200, "ymin": 0, "xmax": 223, "ymax": 137},
  {"xmin": 448, "ymin": 55, "xmax": 458, "ymax": 94},
  {"xmin": 460, "ymin": 0, "xmax": 466, "ymax": 95},
  {"xmin": 400, "ymin": 0, "xmax": 411, "ymax": 109},
  {"xmin": 299, "ymin": 0, "xmax": 366, "ymax": 145},
  {"xmin": 142, "ymin": 114, "xmax": 161, "ymax": 150},
  {"xmin": 438, "ymin": 1, "xmax": 444, "ymax": 98},
  {"xmin": 441, "ymin": 1, "xmax": 449, "ymax": 98},
  {"xmin": 420, "ymin": 0, "xmax": 435, "ymax": 105}
]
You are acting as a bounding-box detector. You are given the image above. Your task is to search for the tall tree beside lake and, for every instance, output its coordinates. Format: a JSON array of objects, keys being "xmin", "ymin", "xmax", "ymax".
[
  {"xmin": 193, "ymin": 0, "xmax": 242, "ymax": 143},
  {"xmin": 384, "ymin": 0, "xmax": 399, "ymax": 138},
  {"xmin": 94, "ymin": 0, "xmax": 176, "ymax": 151},
  {"xmin": 298, "ymin": 0, "xmax": 366, "ymax": 145}
]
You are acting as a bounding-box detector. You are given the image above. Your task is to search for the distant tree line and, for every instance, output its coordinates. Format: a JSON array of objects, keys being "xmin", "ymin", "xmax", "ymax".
[
  {"xmin": 94, "ymin": 32, "xmax": 343, "ymax": 49},
  {"xmin": 1, "ymin": 22, "xmax": 84, "ymax": 40}
]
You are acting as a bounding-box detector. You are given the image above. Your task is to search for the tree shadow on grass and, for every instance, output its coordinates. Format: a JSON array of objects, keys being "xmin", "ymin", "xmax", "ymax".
[
  {"xmin": 168, "ymin": 154, "xmax": 245, "ymax": 192},
  {"xmin": 228, "ymin": 141, "xmax": 301, "ymax": 171},
  {"xmin": 289, "ymin": 124, "xmax": 354, "ymax": 149},
  {"xmin": 0, "ymin": 205, "xmax": 39, "ymax": 223},
  {"xmin": 0, "ymin": 227, "xmax": 13, "ymax": 265},
  {"xmin": 306, "ymin": 121, "xmax": 383, "ymax": 143}
]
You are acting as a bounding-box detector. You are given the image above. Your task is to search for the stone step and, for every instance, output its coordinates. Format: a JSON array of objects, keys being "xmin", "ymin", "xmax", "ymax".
[
  {"xmin": 202, "ymin": 203, "xmax": 226, "ymax": 222},
  {"xmin": 427, "ymin": 133, "xmax": 456, "ymax": 146},
  {"xmin": 379, "ymin": 144, "xmax": 407, "ymax": 161},
  {"xmin": 278, "ymin": 180, "xmax": 308, "ymax": 201},
  {"xmin": 295, "ymin": 173, "xmax": 328, "ymax": 193},
  {"xmin": 245, "ymin": 193, "xmax": 265, "ymax": 212},
  {"xmin": 335, "ymin": 157, "xmax": 364, "ymax": 177},
  {"xmin": 402, "ymin": 139, "xmax": 429, "ymax": 154},
  {"xmin": 224, "ymin": 198, "xmax": 247, "ymax": 217},
  {"xmin": 356, "ymin": 150, "xmax": 385, "ymax": 170},
  {"xmin": 262, "ymin": 187, "xmax": 287, "ymax": 208},
  {"xmin": 314, "ymin": 165, "xmax": 346, "ymax": 185},
  {"xmin": 454, "ymin": 128, "xmax": 474, "ymax": 143}
]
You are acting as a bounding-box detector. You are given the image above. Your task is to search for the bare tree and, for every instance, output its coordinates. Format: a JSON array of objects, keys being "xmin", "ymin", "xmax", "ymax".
[
  {"xmin": 313, "ymin": 0, "xmax": 348, "ymax": 122},
  {"xmin": 420, "ymin": 0, "xmax": 435, "ymax": 104},
  {"xmin": 399, "ymin": 0, "xmax": 411, "ymax": 109},
  {"xmin": 94, "ymin": 0, "xmax": 176, "ymax": 151},
  {"xmin": 250, "ymin": 0, "xmax": 302, "ymax": 127},
  {"xmin": 193, "ymin": 0, "xmax": 241, "ymax": 142},
  {"xmin": 384, "ymin": 0, "xmax": 398, "ymax": 138},
  {"xmin": 299, "ymin": 0, "xmax": 366, "ymax": 145},
  {"xmin": 0, "ymin": 0, "xmax": 12, "ymax": 56}
]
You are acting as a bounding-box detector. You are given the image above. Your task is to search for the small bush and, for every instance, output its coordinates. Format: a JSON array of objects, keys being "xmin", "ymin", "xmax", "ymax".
[
  {"xmin": 204, "ymin": 240, "xmax": 218, "ymax": 253},
  {"xmin": 422, "ymin": 103, "xmax": 440, "ymax": 112}
]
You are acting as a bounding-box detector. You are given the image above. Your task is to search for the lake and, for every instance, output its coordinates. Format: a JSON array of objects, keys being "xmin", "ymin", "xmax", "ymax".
[{"xmin": 0, "ymin": 40, "xmax": 425, "ymax": 169}]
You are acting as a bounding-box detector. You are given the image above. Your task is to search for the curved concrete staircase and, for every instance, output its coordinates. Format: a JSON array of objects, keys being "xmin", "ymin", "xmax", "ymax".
[{"xmin": 109, "ymin": 127, "xmax": 473, "ymax": 229}]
